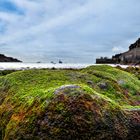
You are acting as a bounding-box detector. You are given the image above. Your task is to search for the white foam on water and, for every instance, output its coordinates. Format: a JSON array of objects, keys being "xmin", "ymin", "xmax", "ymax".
[
  {"xmin": 0, "ymin": 63, "xmax": 135, "ymax": 70},
  {"xmin": 0, "ymin": 63, "xmax": 93, "ymax": 70}
]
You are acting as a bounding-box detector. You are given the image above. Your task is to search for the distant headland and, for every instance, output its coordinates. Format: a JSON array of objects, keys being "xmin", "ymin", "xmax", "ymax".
[
  {"xmin": 0, "ymin": 54, "xmax": 22, "ymax": 62},
  {"xmin": 96, "ymin": 38, "xmax": 140, "ymax": 65}
]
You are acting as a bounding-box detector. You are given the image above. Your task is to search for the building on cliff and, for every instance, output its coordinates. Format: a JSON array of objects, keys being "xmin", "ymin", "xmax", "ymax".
[{"xmin": 96, "ymin": 38, "xmax": 140, "ymax": 65}]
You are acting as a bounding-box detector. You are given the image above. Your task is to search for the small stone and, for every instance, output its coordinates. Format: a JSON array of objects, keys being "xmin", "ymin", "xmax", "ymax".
[
  {"xmin": 98, "ymin": 82, "xmax": 108, "ymax": 90},
  {"xmin": 54, "ymin": 85, "xmax": 80, "ymax": 95},
  {"xmin": 117, "ymin": 80, "xmax": 125, "ymax": 85},
  {"xmin": 87, "ymin": 81, "xmax": 94, "ymax": 85}
]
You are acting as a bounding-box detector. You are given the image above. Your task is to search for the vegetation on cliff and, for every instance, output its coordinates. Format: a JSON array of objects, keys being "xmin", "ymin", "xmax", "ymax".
[{"xmin": 0, "ymin": 65, "xmax": 140, "ymax": 140}]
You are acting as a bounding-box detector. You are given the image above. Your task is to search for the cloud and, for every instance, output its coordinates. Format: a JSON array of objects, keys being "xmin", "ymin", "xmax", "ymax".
[
  {"xmin": 112, "ymin": 47, "xmax": 125, "ymax": 53},
  {"xmin": 0, "ymin": 0, "xmax": 140, "ymax": 63},
  {"xmin": 0, "ymin": 0, "xmax": 96, "ymax": 44}
]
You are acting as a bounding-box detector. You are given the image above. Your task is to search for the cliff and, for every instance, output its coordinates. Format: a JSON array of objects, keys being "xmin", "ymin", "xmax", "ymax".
[
  {"xmin": 0, "ymin": 54, "xmax": 22, "ymax": 62},
  {"xmin": 129, "ymin": 38, "xmax": 140, "ymax": 50},
  {"xmin": 96, "ymin": 38, "xmax": 140, "ymax": 65}
]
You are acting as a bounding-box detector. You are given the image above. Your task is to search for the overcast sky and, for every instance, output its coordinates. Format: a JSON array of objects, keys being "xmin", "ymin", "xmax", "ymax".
[{"xmin": 0, "ymin": 0, "xmax": 140, "ymax": 63}]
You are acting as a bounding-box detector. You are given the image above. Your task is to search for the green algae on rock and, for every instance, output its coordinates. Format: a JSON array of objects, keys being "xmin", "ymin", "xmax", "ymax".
[{"xmin": 0, "ymin": 65, "xmax": 140, "ymax": 140}]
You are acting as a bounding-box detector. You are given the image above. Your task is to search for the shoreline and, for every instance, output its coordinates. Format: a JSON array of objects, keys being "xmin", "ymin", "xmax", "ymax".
[{"xmin": 0, "ymin": 62, "xmax": 138, "ymax": 70}]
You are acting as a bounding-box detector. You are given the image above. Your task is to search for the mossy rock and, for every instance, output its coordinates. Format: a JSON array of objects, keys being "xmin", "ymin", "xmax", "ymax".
[
  {"xmin": 3, "ymin": 87, "xmax": 130, "ymax": 140},
  {"xmin": 0, "ymin": 65, "xmax": 140, "ymax": 140}
]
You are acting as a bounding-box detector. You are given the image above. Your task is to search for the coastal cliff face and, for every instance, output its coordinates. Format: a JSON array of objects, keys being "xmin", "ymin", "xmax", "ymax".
[
  {"xmin": 96, "ymin": 38, "xmax": 140, "ymax": 65},
  {"xmin": 115, "ymin": 38, "xmax": 140, "ymax": 64},
  {"xmin": 0, "ymin": 54, "xmax": 21, "ymax": 62},
  {"xmin": 0, "ymin": 65, "xmax": 139, "ymax": 140}
]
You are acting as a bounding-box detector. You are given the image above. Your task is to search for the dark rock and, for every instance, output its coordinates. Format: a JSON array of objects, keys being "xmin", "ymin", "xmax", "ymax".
[
  {"xmin": 59, "ymin": 60, "xmax": 63, "ymax": 64},
  {"xmin": 51, "ymin": 61, "xmax": 56, "ymax": 64},
  {"xmin": 36, "ymin": 61, "xmax": 41, "ymax": 63},
  {"xmin": 0, "ymin": 54, "xmax": 22, "ymax": 62},
  {"xmin": 98, "ymin": 82, "xmax": 108, "ymax": 90},
  {"xmin": 87, "ymin": 80, "xmax": 94, "ymax": 85}
]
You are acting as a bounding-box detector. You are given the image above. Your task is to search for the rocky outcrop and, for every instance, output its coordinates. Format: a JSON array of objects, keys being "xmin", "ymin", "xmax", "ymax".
[
  {"xmin": 0, "ymin": 65, "xmax": 139, "ymax": 140},
  {"xmin": 0, "ymin": 54, "xmax": 22, "ymax": 62},
  {"xmin": 96, "ymin": 38, "xmax": 140, "ymax": 65},
  {"xmin": 129, "ymin": 38, "xmax": 140, "ymax": 50}
]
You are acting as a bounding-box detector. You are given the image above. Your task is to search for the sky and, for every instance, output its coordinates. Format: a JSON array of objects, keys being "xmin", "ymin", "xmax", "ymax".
[{"xmin": 0, "ymin": 0, "xmax": 140, "ymax": 63}]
